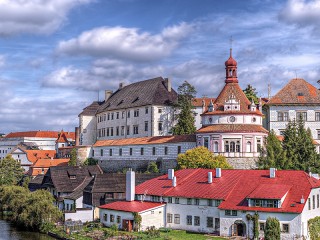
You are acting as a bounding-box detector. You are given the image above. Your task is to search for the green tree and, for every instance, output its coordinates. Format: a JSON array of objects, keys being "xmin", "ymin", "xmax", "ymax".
[
  {"xmin": 82, "ymin": 157, "xmax": 98, "ymax": 166},
  {"xmin": 243, "ymin": 84, "xmax": 259, "ymax": 104},
  {"xmin": 264, "ymin": 217, "xmax": 280, "ymax": 240},
  {"xmin": 308, "ymin": 216, "xmax": 320, "ymax": 240},
  {"xmin": 176, "ymin": 146, "xmax": 232, "ymax": 169},
  {"xmin": 146, "ymin": 162, "xmax": 159, "ymax": 173},
  {"xmin": 0, "ymin": 155, "xmax": 24, "ymax": 186},
  {"xmin": 172, "ymin": 81, "xmax": 197, "ymax": 135},
  {"xmin": 68, "ymin": 148, "xmax": 77, "ymax": 166},
  {"xmin": 258, "ymin": 130, "xmax": 287, "ymax": 170}
]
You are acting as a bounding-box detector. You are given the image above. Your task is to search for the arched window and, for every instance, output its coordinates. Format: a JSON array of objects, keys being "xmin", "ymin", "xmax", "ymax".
[
  {"xmin": 246, "ymin": 141, "xmax": 252, "ymax": 152},
  {"xmin": 236, "ymin": 141, "xmax": 240, "ymax": 152},
  {"xmin": 214, "ymin": 141, "xmax": 219, "ymax": 152},
  {"xmin": 229, "ymin": 69, "xmax": 233, "ymax": 76},
  {"xmin": 225, "ymin": 141, "xmax": 230, "ymax": 152},
  {"xmin": 230, "ymin": 142, "xmax": 235, "ymax": 152}
]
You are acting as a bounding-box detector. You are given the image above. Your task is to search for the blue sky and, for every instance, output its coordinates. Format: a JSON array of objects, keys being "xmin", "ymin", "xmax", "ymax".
[{"xmin": 1, "ymin": 0, "xmax": 320, "ymax": 133}]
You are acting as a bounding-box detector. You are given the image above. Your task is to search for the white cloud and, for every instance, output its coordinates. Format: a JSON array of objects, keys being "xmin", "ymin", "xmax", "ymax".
[
  {"xmin": 0, "ymin": 0, "xmax": 92, "ymax": 36},
  {"xmin": 57, "ymin": 22, "xmax": 193, "ymax": 62}
]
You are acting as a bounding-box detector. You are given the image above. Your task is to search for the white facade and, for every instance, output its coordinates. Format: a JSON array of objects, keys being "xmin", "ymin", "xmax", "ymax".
[
  {"xmin": 79, "ymin": 115, "xmax": 97, "ymax": 146},
  {"xmin": 10, "ymin": 148, "xmax": 30, "ymax": 171}
]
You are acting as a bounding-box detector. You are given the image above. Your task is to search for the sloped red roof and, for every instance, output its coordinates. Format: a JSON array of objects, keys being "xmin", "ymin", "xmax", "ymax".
[
  {"xmin": 25, "ymin": 150, "xmax": 56, "ymax": 163},
  {"xmin": 31, "ymin": 158, "xmax": 69, "ymax": 168},
  {"xmin": 5, "ymin": 131, "xmax": 75, "ymax": 140},
  {"xmin": 197, "ymin": 124, "xmax": 268, "ymax": 134},
  {"xmin": 135, "ymin": 169, "xmax": 320, "ymax": 213},
  {"xmin": 56, "ymin": 130, "xmax": 69, "ymax": 143},
  {"xmin": 94, "ymin": 135, "xmax": 196, "ymax": 147},
  {"xmin": 192, "ymin": 98, "xmax": 215, "ymax": 107},
  {"xmin": 247, "ymin": 184, "xmax": 291, "ymax": 199},
  {"xmin": 99, "ymin": 201, "xmax": 165, "ymax": 213},
  {"xmin": 268, "ymin": 78, "xmax": 320, "ymax": 105}
]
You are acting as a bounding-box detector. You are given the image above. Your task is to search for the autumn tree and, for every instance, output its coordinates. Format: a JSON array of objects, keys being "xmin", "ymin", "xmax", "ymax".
[
  {"xmin": 0, "ymin": 155, "xmax": 24, "ymax": 186},
  {"xmin": 176, "ymin": 146, "xmax": 232, "ymax": 169},
  {"xmin": 243, "ymin": 84, "xmax": 259, "ymax": 104},
  {"xmin": 172, "ymin": 81, "xmax": 197, "ymax": 135}
]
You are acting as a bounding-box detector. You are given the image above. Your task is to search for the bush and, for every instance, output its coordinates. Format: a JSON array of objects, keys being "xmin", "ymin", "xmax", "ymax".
[
  {"xmin": 264, "ymin": 217, "xmax": 280, "ymax": 240},
  {"xmin": 145, "ymin": 226, "xmax": 160, "ymax": 238}
]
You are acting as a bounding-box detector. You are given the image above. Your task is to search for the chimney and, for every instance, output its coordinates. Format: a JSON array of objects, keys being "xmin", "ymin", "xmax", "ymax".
[
  {"xmin": 105, "ymin": 90, "xmax": 113, "ymax": 101},
  {"xmin": 119, "ymin": 82, "xmax": 125, "ymax": 89},
  {"xmin": 216, "ymin": 168, "xmax": 221, "ymax": 178},
  {"xmin": 168, "ymin": 169, "xmax": 174, "ymax": 180},
  {"xmin": 300, "ymin": 195, "xmax": 305, "ymax": 204},
  {"xmin": 126, "ymin": 169, "xmax": 135, "ymax": 201},
  {"xmin": 172, "ymin": 176, "xmax": 177, "ymax": 187},
  {"xmin": 208, "ymin": 172, "xmax": 213, "ymax": 183},
  {"xmin": 164, "ymin": 78, "xmax": 172, "ymax": 92},
  {"xmin": 75, "ymin": 127, "xmax": 79, "ymax": 146},
  {"xmin": 202, "ymin": 100, "xmax": 206, "ymax": 113},
  {"xmin": 270, "ymin": 168, "xmax": 276, "ymax": 178}
]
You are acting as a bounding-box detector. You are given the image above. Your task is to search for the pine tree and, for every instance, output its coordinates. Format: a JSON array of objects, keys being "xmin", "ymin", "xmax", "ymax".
[
  {"xmin": 282, "ymin": 119, "xmax": 298, "ymax": 169},
  {"xmin": 172, "ymin": 81, "xmax": 197, "ymax": 135},
  {"xmin": 243, "ymin": 84, "xmax": 259, "ymax": 104},
  {"xmin": 264, "ymin": 217, "xmax": 280, "ymax": 240}
]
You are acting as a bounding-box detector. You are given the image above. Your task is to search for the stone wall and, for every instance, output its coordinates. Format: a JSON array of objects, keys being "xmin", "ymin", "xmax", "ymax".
[{"xmin": 226, "ymin": 157, "xmax": 258, "ymax": 169}]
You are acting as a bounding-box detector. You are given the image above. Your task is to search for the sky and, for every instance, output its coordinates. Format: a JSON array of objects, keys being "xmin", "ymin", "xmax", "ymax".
[{"xmin": 1, "ymin": 0, "xmax": 320, "ymax": 133}]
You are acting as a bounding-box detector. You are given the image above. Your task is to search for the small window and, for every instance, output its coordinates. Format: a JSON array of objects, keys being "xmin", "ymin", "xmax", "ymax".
[
  {"xmin": 126, "ymin": 126, "xmax": 130, "ymax": 135},
  {"xmin": 175, "ymin": 197, "xmax": 180, "ymax": 204},
  {"xmin": 116, "ymin": 127, "xmax": 119, "ymax": 136},
  {"xmin": 127, "ymin": 111, "xmax": 130, "ymax": 118},
  {"xmin": 133, "ymin": 125, "xmax": 139, "ymax": 135},
  {"xmin": 316, "ymin": 112, "xmax": 320, "ymax": 121},
  {"xmin": 144, "ymin": 121, "xmax": 148, "ymax": 131},
  {"xmin": 187, "ymin": 198, "xmax": 192, "ymax": 205},
  {"xmin": 164, "ymin": 146, "xmax": 168, "ymax": 155},
  {"xmin": 158, "ymin": 108, "xmax": 163, "ymax": 113},
  {"xmin": 168, "ymin": 197, "xmax": 172, "ymax": 203},
  {"xmin": 194, "ymin": 216, "xmax": 200, "ymax": 226},
  {"xmin": 145, "ymin": 107, "xmax": 149, "ymax": 114},
  {"xmin": 117, "ymin": 216, "xmax": 121, "ymax": 223},
  {"xmin": 207, "ymin": 217, "xmax": 213, "ymax": 228},
  {"xmin": 130, "ymin": 148, "xmax": 133, "ymax": 156},
  {"xmin": 111, "ymin": 113, "xmax": 114, "ymax": 120},
  {"xmin": 174, "ymin": 214, "xmax": 180, "ymax": 224},
  {"xmin": 207, "ymin": 199, "xmax": 213, "ymax": 206},
  {"xmin": 152, "ymin": 147, "xmax": 156, "ymax": 155},
  {"xmin": 134, "ymin": 109, "xmax": 139, "ymax": 117},
  {"xmin": 177, "ymin": 146, "xmax": 181, "ymax": 154},
  {"xmin": 121, "ymin": 126, "xmax": 125, "ymax": 136},
  {"xmin": 110, "ymin": 214, "xmax": 114, "ymax": 222},
  {"xmin": 100, "ymin": 149, "xmax": 103, "ymax": 156},
  {"xmin": 203, "ymin": 137, "xmax": 209, "ymax": 149},
  {"xmin": 296, "ymin": 112, "xmax": 307, "ymax": 121},
  {"xmin": 109, "ymin": 149, "xmax": 112, "ymax": 156},
  {"xmin": 313, "ymin": 195, "xmax": 316, "ymax": 209},
  {"xmin": 259, "ymin": 222, "xmax": 265, "ymax": 231},
  {"xmin": 116, "ymin": 112, "xmax": 119, "ymax": 119},
  {"xmin": 122, "ymin": 111, "xmax": 125, "ymax": 119},
  {"xmin": 158, "ymin": 122, "xmax": 163, "ymax": 131},
  {"xmin": 194, "ymin": 199, "xmax": 199, "ymax": 205},
  {"xmin": 232, "ymin": 210, "xmax": 237, "ymax": 216},
  {"xmin": 140, "ymin": 147, "xmax": 144, "ymax": 155},
  {"xmin": 282, "ymin": 224, "xmax": 289, "ymax": 233},
  {"xmin": 119, "ymin": 148, "xmax": 122, "ymax": 156},
  {"xmin": 308, "ymin": 198, "xmax": 311, "ymax": 210},
  {"xmin": 167, "ymin": 213, "xmax": 172, "ymax": 223},
  {"xmin": 215, "ymin": 200, "xmax": 221, "ymax": 207},
  {"xmin": 187, "ymin": 215, "xmax": 192, "ymax": 225},
  {"xmin": 103, "ymin": 214, "xmax": 108, "ymax": 221},
  {"xmin": 225, "ymin": 210, "xmax": 231, "ymax": 216}
]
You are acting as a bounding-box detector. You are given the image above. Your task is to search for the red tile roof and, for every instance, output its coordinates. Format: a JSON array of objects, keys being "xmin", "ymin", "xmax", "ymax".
[
  {"xmin": 56, "ymin": 130, "xmax": 69, "ymax": 143},
  {"xmin": 25, "ymin": 150, "xmax": 56, "ymax": 163},
  {"xmin": 192, "ymin": 98, "xmax": 215, "ymax": 107},
  {"xmin": 5, "ymin": 131, "xmax": 75, "ymax": 140},
  {"xmin": 31, "ymin": 158, "xmax": 69, "ymax": 168},
  {"xmin": 197, "ymin": 124, "xmax": 268, "ymax": 134},
  {"xmin": 99, "ymin": 201, "xmax": 165, "ymax": 213},
  {"xmin": 94, "ymin": 135, "xmax": 196, "ymax": 147},
  {"xmin": 135, "ymin": 169, "xmax": 320, "ymax": 213},
  {"xmin": 267, "ymin": 78, "xmax": 320, "ymax": 105},
  {"xmin": 247, "ymin": 184, "xmax": 291, "ymax": 199}
]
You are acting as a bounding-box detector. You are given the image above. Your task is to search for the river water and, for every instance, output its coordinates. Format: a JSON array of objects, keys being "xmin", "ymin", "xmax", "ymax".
[{"xmin": 0, "ymin": 217, "xmax": 53, "ymax": 240}]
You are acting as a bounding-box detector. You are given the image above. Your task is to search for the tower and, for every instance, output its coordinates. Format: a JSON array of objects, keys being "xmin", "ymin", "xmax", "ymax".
[{"xmin": 225, "ymin": 48, "xmax": 238, "ymax": 83}]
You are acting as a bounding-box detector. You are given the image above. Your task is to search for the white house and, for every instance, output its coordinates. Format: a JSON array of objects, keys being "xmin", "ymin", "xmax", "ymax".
[{"xmin": 99, "ymin": 168, "xmax": 320, "ymax": 239}]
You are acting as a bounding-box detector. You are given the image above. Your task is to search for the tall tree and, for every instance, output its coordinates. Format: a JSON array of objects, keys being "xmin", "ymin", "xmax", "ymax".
[
  {"xmin": 243, "ymin": 84, "xmax": 259, "ymax": 104},
  {"xmin": 282, "ymin": 119, "xmax": 299, "ymax": 169},
  {"xmin": 172, "ymin": 81, "xmax": 197, "ymax": 135},
  {"xmin": 264, "ymin": 217, "xmax": 280, "ymax": 240},
  {"xmin": 68, "ymin": 148, "xmax": 77, "ymax": 166},
  {"xmin": 258, "ymin": 130, "xmax": 287, "ymax": 170},
  {"xmin": 176, "ymin": 146, "xmax": 233, "ymax": 169},
  {"xmin": 0, "ymin": 155, "xmax": 24, "ymax": 186}
]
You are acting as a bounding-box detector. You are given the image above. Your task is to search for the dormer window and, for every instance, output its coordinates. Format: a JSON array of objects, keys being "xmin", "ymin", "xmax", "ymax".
[{"xmin": 70, "ymin": 175, "xmax": 76, "ymax": 180}]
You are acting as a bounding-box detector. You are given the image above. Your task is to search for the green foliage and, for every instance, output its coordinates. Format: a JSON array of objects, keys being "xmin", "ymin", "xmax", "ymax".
[
  {"xmin": 258, "ymin": 130, "xmax": 287, "ymax": 170},
  {"xmin": 145, "ymin": 226, "xmax": 160, "ymax": 238},
  {"xmin": 0, "ymin": 155, "xmax": 24, "ymax": 186},
  {"xmin": 243, "ymin": 84, "xmax": 259, "ymax": 104},
  {"xmin": 264, "ymin": 217, "xmax": 280, "ymax": 240},
  {"xmin": 308, "ymin": 216, "xmax": 320, "ymax": 240},
  {"xmin": 253, "ymin": 213, "xmax": 259, "ymax": 240},
  {"xmin": 82, "ymin": 157, "xmax": 98, "ymax": 166},
  {"xmin": 172, "ymin": 81, "xmax": 197, "ymax": 135},
  {"xmin": 146, "ymin": 162, "xmax": 159, "ymax": 173},
  {"xmin": 68, "ymin": 148, "xmax": 77, "ymax": 166},
  {"xmin": 133, "ymin": 212, "xmax": 142, "ymax": 231},
  {"xmin": 0, "ymin": 186, "xmax": 62, "ymax": 231},
  {"xmin": 176, "ymin": 146, "xmax": 233, "ymax": 169}
]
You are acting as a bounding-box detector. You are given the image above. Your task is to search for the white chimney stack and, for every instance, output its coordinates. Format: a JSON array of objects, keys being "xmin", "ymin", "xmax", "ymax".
[
  {"xmin": 172, "ymin": 176, "xmax": 177, "ymax": 187},
  {"xmin": 216, "ymin": 168, "xmax": 221, "ymax": 178},
  {"xmin": 270, "ymin": 168, "xmax": 276, "ymax": 178},
  {"xmin": 208, "ymin": 172, "xmax": 213, "ymax": 183},
  {"xmin": 164, "ymin": 78, "xmax": 172, "ymax": 92},
  {"xmin": 301, "ymin": 195, "xmax": 305, "ymax": 204},
  {"xmin": 168, "ymin": 169, "xmax": 174, "ymax": 180},
  {"xmin": 105, "ymin": 90, "xmax": 113, "ymax": 101},
  {"xmin": 126, "ymin": 169, "xmax": 135, "ymax": 201}
]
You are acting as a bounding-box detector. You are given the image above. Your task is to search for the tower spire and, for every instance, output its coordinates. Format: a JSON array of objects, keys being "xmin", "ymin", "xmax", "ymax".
[{"xmin": 225, "ymin": 38, "xmax": 238, "ymax": 83}]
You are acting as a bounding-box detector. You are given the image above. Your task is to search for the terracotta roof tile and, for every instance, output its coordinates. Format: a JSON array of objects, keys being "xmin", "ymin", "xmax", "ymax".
[
  {"xmin": 94, "ymin": 135, "xmax": 196, "ymax": 147},
  {"xmin": 196, "ymin": 124, "xmax": 268, "ymax": 134},
  {"xmin": 99, "ymin": 201, "xmax": 165, "ymax": 213},
  {"xmin": 5, "ymin": 131, "xmax": 75, "ymax": 140},
  {"xmin": 192, "ymin": 98, "xmax": 215, "ymax": 107},
  {"xmin": 25, "ymin": 150, "xmax": 56, "ymax": 163},
  {"xmin": 268, "ymin": 78, "xmax": 320, "ymax": 105}
]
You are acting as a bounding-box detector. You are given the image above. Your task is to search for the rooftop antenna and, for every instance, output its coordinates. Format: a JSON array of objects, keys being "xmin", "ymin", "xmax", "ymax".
[{"xmin": 229, "ymin": 36, "xmax": 233, "ymax": 56}]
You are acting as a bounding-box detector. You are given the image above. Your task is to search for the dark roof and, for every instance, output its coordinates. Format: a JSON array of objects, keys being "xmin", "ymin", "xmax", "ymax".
[
  {"xmin": 28, "ymin": 174, "xmax": 45, "ymax": 191},
  {"xmin": 97, "ymin": 77, "xmax": 177, "ymax": 113},
  {"xmin": 79, "ymin": 101, "xmax": 103, "ymax": 116},
  {"xmin": 64, "ymin": 176, "xmax": 94, "ymax": 200},
  {"xmin": 43, "ymin": 165, "xmax": 103, "ymax": 193},
  {"xmin": 267, "ymin": 78, "xmax": 320, "ymax": 105}
]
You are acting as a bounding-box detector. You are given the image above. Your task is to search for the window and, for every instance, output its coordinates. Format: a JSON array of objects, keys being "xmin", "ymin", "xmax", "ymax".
[
  {"xmin": 145, "ymin": 107, "xmax": 149, "ymax": 114},
  {"xmin": 194, "ymin": 199, "xmax": 199, "ymax": 205},
  {"xmin": 100, "ymin": 149, "xmax": 103, "ymax": 156},
  {"xmin": 103, "ymin": 214, "xmax": 108, "ymax": 221},
  {"xmin": 122, "ymin": 111, "xmax": 125, "ymax": 119},
  {"xmin": 317, "ymin": 130, "xmax": 320, "ymax": 140},
  {"xmin": 126, "ymin": 126, "xmax": 130, "ymax": 135},
  {"xmin": 277, "ymin": 112, "xmax": 289, "ymax": 121},
  {"xmin": 316, "ymin": 112, "xmax": 320, "ymax": 121},
  {"xmin": 225, "ymin": 141, "xmax": 229, "ymax": 152},
  {"xmin": 207, "ymin": 217, "xmax": 213, "ymax": 228},
  {"xmin": 194, "ymin": 216, "xmax": 200, "ymax": 226},
  {"xmin": 236, "ymin": 141, "xmax": 240, "ymax": 152},
  {"xmin": 116, "ymin": 127, "xmax": 119, "ymax": 136},
  {"xmin": 313, "ymin": 195, "xmax": 316, "ymax": 209},
  {"xmin": 158, "ymin": 122, "xmax": 163, "ymax": 131},
  {"xmin": 257, "ymin": 139, "xmax": 262, "ymax": 152},
  {"xmin": 129, "ymin": 148, "xmax": 133, "ymax": 156},
  {"xmin": 111, "ymin": 113, "xmax": 114, "ymax": 120},
  {"xmin": 317, "ymin": 194, "xmax": 319, "ymax": 208},
  {"xmin": 144, "ymin": 121, "xmax": 148, "ymax": 131},
  {"xmin": 168, "ymin": 197, "xmax": 172, "ymax": 203},
  {"xmin": 152, "ymin": 147, "xmax": 156, "ymax": 155},
  {"xmin": 246, "ymin": 141, "xmax": 252, "ymax": 152},
  {"xmin": 140, "ymin": 147, "xmax": 144, "ymax": 155},
  {"xmin": 308, "ymin": 198, "xmax": 311, "ymax": 210},
  {"xmin": 107, "ymin": 113, "xmax": 110, "ymax": 120},
  {"xmin": 167, "ymin": 213, "xmax": 172, "ymax": 223},
  {"xmin": 174, "ymin": 214, "xmax": 180, "ymax": 224},
  {"xmin": 127, "ymin": 110, "xmax": 130, "ymax": 118},
  {"xmin": 215, "ymin": 200, "xmax": 222, "ymax": 207},
  {"xmin": 187, "ymin": 215, "xmax": 192, "ymax": 225},
  {"xmin": 204, "ymin": 137, "xmax": 209, "ymax": 149},
  {"xmin": 207, "ymin": 199, "xmax": 213, "ymax": 206},
  {"xmin": 121, "ymin": 126, "xmax": 125, "ymax": 136},
  {"xmin": 297, "ymin": 111, "xmax": 307, "ymax": 121},
  {"xmin": 214, "ymin": 141, "xmax": 219, "ymax": 152},
  {"xmin": 164, "ymin": 146, "xmax": 168, "ymax": 155},
  {"xmin": 133, "ymin": 125, "xmax": 139, "ymax": 135},
  {"xmin": 187, "ymin": 198, "xmax": 192, "ymax": 205},
  {"xmin": 110, "ymin": 214, "xmax": 114, "ymax": 222},
  {"xmin": 282, "ymin": 224, "xmax": 289, "ymax": 233},
  {"xmin": 175, "ymin": 197, "xmax": 180, "ymax": 204},
  {"xmin": 92, "ymin": 150, "xmax": 94, "ymax": 157},
  {"xmin": 177, "ymin": 146, "xmax": 181, "ymax": 154},
  {"xmin": 259, "ymin": 222, "xmax": 265, "ymax": 231},
  {"xmin": 134, "ymin": 109, "xmax": 139, "ymax": 117},
  {"xmin": 117, "ymin": 216, "xmax": 121, "ymax": 223},
  {"xmin": 106, "ymin": 128, "xmax": 110, "ymax": 136},
  {"xmin": 215, "ymin": 218, "xmax": 220, "ymax": 231},
  {"xmin": 231, "ymin": 210, "xmax": 237, "ymax": 216},
  {"xmin": 158, "ymin": 108, "xmax": 163, "ymax": 113},
  {"xmin": 119, "ymin": 148, "xmax": 122, "ymax": 156}
]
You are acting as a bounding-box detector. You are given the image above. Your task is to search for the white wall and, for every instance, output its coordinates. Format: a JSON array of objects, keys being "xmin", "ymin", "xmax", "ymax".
[
  {"xmin": 79, "ymin": 115, "xmax": 97, "ymax": 146},
  {"xmin": 65, "ymin": 209, "xmax": 93, "ymax": 222}
]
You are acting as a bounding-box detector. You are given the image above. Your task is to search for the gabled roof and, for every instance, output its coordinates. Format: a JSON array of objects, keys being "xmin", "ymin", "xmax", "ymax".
[
  {"xmin": 197, "ymin": 124, "xmax": 268, "ymax": 134},
  {"xmin": 5, "ymin": 131, "xmax": 75, "ymax": 140},
  {"xmin": 99, "ymin": 201, "xmax": 165, "ymax": 213},
  {"xmin": 97, "ymin": 77, "xmax": 177, "ymax": 113},
  {"xmin": 79, "ymin": 101, "xmax": 103, "ymax": 116},
  {"xmin": 24, "ymin": 150, "xmax": 56, "ymax": 163},
  {"xmin": 267, "ymin": 78, "xmax": 320, "ymax": 105},
  {"xmin": 64, "ymin": 176, "xmax": 94, "ymax": 200},
  {"xmin": 135, "ymin": 169, "xmax": 320, "ymax": 213},
  {"xmin": 94, "ymin": 135, "xmax": 196, "ymax": 147},
  {"xmin": 192, "ymin": 98, "xmax": 215, "ymax": 107}
]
